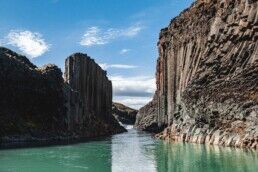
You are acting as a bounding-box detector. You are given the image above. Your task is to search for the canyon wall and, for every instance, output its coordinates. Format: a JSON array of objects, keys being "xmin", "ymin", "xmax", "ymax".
[
  {"xmin": 112, "ymin": 102, "xmax": 138, "ymax": 125},
  {"xmin": 64, "ymin": 53, "xmax": 125, "ymax": 138},
  {"xmin": 135, "ymin": 93, "xmax": 160, "ymax": 132},
  {"xmin": 0, "ymin": 48, "xmax": 124, "ymax": 145},
  {"xmin": 136, "ymin": 0, "xmax": 258, "ymax": 149},
  {"xmin": 0, "ymin": 47, "xmax": 67, "ymax": 141}
]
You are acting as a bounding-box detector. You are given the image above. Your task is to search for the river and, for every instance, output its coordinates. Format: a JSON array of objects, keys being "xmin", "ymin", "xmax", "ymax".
[{"xmin": 0, "ymin": 126, "xmax": 258, "ymax": 172}]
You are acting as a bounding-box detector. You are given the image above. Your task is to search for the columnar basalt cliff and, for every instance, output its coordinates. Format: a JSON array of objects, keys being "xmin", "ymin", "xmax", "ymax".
[
  {"xmin": 0, "ymin": 47, "xmax": 124, "ymax": 145},
  {"xmin": 64, "ymin": 53, "xmax": 125, "ymax": 138},
  {"xmin": 136, "ymin": 0, "xmax": 258, "ymax": 149}
]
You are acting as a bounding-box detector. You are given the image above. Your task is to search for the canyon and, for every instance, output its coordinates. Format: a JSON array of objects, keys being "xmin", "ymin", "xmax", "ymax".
[
  {"xmin": 1, "ymin": 0, "xmax": 258, "ymax": 151},
  {"xmin": 0, "ymin": 47, "xmax": 125, "ymax": 146},
  {"xmin": 135, "ymin": 0, "xmax": 258, "ymax": 149},
  {"xmin": 1, "ymin": 1, "xmax": 258, "ymax": 171}
]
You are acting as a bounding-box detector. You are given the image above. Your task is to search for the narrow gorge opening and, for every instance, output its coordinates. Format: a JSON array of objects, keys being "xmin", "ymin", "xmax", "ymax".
[{"xmin": 0, "ymin": 0, "xmax": 258, "ymax": 171}]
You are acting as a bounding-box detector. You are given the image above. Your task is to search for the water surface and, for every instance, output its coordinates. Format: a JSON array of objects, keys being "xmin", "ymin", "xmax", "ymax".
[{"xmin": 0, "ymin": 127, "xmax": 258, "ymax": 172}]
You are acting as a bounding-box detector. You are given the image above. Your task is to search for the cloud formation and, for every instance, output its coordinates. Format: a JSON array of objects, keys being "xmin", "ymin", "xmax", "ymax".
[
  {"xmin": 111, "ymin": 75, "xmax": 155, "ymax": 109},
  {"xmin": 121, "ymin": 25, "xmax": 142, "ymax": 37},
  {"xmin": 119, "ymin": 49, "xmax": 130, "ymax": 54},
  {"xmin": 100, "ymin": 63, "xmax": 138, "ymax": 70},
  {"xmin": 6, "ymin": 30, "xmax": 50, "ymax": 58},
  {"xmin": 110, "ymin": 75, "xmax": 155, "ymax": 98},
  {"xmin": 79, "ymin": 27, "xmax": 107, "ymax": 46},
  {"xmin": 114, "ymin": 96, "xmax": 153, "ymax": 109},
  {"xmin": 80, "ymin": 24, "xmax": 143, "ymax": 46}
]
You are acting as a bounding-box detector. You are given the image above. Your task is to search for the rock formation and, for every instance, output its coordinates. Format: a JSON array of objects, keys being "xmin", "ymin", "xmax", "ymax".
[
  {"xmin": 135, "ymin": 0, "xmax": 258, "ymax": 149},
  {"xmin": 0, "ymin": 47, "xmax": 125, "ymax": 145},
  {"xmin": 134, "ymin": 94, "xmax": 161, "ymax": 132},
  {"xmin": 112, "ymin": 102, "xmax": 138, "ymax": 125},
  {"xmin": 64, "ymin": 53, "xmax": 125, "ymax": 138},
  {"xmin": 0, "ymin": 47, "xmax": 67, "ymax": 141}
]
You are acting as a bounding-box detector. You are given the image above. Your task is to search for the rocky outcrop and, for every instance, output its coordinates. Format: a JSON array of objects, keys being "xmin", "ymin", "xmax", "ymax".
[
  {"xmin": 64, "ymin": 53, "xmax": 125, "ymax": 138},
  {"xmin": 136, "ymin": 0, "xmax": 258, "ymax": 149},
  {"xmin": 0, "ymin": 47, "xmax": 67, "ymax": 141},
  {"xmin": 112, "ymin": 102, "xmax": 138, "ymax": 125},
  {"xmin": 134, "ymin": 93, "xmax": 162, "ymax": 133},
  {"xmin": 0, "ymin": 47, "xmax": 125, "ymax": 146}
]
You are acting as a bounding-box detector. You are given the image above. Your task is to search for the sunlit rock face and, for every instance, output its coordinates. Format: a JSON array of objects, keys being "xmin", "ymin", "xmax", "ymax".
[
  {"xmin": 136, "ymin": 0, "xmax": 258, "ymax": 149},
  {"xmin": 0, "ymin": 48, "xmax": 125, "ymax": 145}
]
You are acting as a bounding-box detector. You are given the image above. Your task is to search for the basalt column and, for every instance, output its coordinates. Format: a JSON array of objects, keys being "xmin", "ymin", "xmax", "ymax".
[
  {"xmin": 0, "ymin": 48, "xmax": 124, "ymax": 146},
  {"xmin": 64, "ymin": 53, "xmax": 124, "ymax": 137},
  {"xmin": 136, "ymin": 0, "xmax": 258, "ymax": 149}
]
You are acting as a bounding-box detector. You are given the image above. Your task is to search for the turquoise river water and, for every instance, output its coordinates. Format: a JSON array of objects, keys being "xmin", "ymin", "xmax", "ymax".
[{"xmin": 0, "ymin": 126, "xmax": 258, "ymax": 172}]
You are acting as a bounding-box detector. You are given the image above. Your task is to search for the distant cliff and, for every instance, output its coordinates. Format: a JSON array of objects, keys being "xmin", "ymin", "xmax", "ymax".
[
  {"xmin": 0, "ymin": 47, "xmax": 125, "ymax": 146},
  {"xmin": 112, "ymin": 102, "xmax": 138, "ymax": 125},
  {"xmin": 135, "ymin": 0, "xmax": 258, "ymax": 149}
]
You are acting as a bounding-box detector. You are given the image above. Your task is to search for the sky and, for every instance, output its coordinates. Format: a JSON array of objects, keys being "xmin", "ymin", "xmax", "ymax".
[{"xmin": 0, "ymin": 0, "xmax": 194, "ymax": 109}]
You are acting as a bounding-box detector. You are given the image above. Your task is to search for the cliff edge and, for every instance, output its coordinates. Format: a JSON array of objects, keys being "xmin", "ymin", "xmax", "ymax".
[
  {"xmin": 64, "ymin": 53, "xmax": 126, "ymax": 138},
  {"xmin": 135, "ymin": 0, "xmax": 258, "ymax": 149},
  {"xmin": 0, "ymin": 48, "xmax": 125, "ymax": 146}
]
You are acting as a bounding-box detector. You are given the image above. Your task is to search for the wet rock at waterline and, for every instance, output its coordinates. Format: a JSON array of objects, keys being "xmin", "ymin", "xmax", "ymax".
[
  {"xmin": 135, "ymin": 0, "xmax": 258, "ymax": 149},
  {"xmin": 0, "ymin": 47, "xmax": 125, "ymax": 145}
]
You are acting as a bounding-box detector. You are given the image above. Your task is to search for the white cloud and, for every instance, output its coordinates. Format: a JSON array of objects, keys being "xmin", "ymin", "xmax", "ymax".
[
  {"xmin": 121, "ymin": 25, "xmax": 142, "ymax": 37},
  {"xmin": 100, "ymin": 63, "xmax": 138, "ymax": 70},
  {"xmin": 114, "ymin": 96, "xmax": 153, "ymax": 110},
  {"xmin": 110, "ymin": 75, "xmax": 155, "ymax": 98},
  {"xmin": 111, "ymin": 75, "xmax": 155, "ymax": 109},
  {"xmin": 80, "ymin": 27, "xmax": 108, "ymax": 46},
  {"xmin": 119, "ymin": 49, "xmax": 130, "ymax": 54},
  {"xmin": 80, "ymin": 24, "xmax": 143, "ymax": 47},
  {"xmin": 6, "ymin": 30, "xmax": 49, "ymax": 58}
]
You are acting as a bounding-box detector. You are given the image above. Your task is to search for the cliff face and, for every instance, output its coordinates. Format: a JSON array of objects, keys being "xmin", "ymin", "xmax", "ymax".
[
  {"xmin": 0, "ymin": 47, "xmax": 67, "ymax": 140},
  {"xmin": 136, "ymin": 0, "xmax": 258, "ymax": 149},
  {"xmin": 64, "ymin": 53, "xmax": 125, "ymax": 138},
  {"xmin": 0, "ymin": 48, "xmax": 124, "ymax": 144},
  {"xmin": 134, "ymin": 93, "xmax": 161, "ymax": 132},
  {"xmin": 112, "ymin": 102, "xmax": 138, "ymax": 125}
]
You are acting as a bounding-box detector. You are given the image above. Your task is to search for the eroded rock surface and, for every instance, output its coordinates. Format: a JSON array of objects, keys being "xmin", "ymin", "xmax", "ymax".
[
  {"xmin": 0, "ymin": 48, "xmax": 125, "ymax": 145},
  {"xmin": 64, "ymin": 53, "xmax": 125, "ymax": 138},
  {"xmin": 0, "ymin": 47, "xmax": 66, "ymax": 141},
  {"xmin": 112, "ymin": 102, "xmax": 138, "ymax": 125},
  {"xmin": 134, "ymin": 93, "xmax": 162, "ymax": 133},
  {"xmin": 136, "ymin": 0, "xmax": 258, "ymax": 149}
]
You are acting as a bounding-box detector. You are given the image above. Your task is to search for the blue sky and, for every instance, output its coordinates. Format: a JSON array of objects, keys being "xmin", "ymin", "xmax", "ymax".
[{"xmin": 0, "ymin": 0, "xmax": 194, "ymax": 109}]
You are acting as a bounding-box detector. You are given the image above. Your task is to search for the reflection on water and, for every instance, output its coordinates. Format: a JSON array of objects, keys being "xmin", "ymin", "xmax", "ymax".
[
  {"xmin": 112, "ymin": 128, "xmax": 156, "ymax": 172},
  {"xmin": 156, "ymin": 142, "xmax": 258, "ymax": 172},
  {"xmin": 0, "ymin": 139, "xmax": 112, "ymax": 172},
  {"xmin": 0, "ymin": 127, "xmax": 258, "ymax": 172}
]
